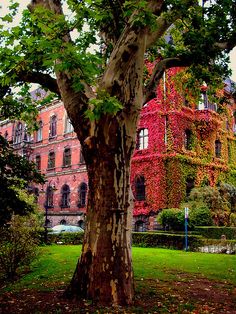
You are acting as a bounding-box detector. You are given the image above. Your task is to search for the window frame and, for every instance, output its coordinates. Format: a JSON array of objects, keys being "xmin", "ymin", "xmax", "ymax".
[
  {"xmin": 36, "ymin": 121, "xmax": 43, "ymax": 142},
  {"xmin": 78, "ymin": 182, "xmax": 88, "ymax": 208},
  {"xmin": 137, "ymin": 128, "xmax": 148, "ymax": 150},
  {"xmin": 35, "ymin": 155, "xmax": 41, "ymax": 170},
  {"xmin": 48, "ymin": 151, "xmax": 55, "ymax": 169},
  {"xmin": 49, "ymin": 115, "xmax": 57, "ymax": 138},
  {"xmin": 134, "ymin": 175, "xmax": 146, "ymax": 201},
  {"xmin": 61, "ymin": 184, "xmax": 70, "ymax": 208},
  {"xmin": 215, "ymin": 140, "xmax": 222, "ymax": 158},
  {"xmin": 63, "ymin": 147, "xmax": 71, "ymax": 167}
]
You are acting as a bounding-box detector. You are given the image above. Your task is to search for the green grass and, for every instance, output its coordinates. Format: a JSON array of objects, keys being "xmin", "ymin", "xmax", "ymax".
[{"xmin": 4, "ymin": 245, "xmax": 236, "ymax": 292}]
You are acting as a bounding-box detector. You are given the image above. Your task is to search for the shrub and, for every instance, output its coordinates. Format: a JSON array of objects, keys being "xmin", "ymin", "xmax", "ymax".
[
  {"xmin": 195, "ymin": 226, "xmax": 236, "ymax": 239},
  {"xmin": 157, "ymin": 208, "xmax": 185, "ymax": 231},
  {"xmin": 47, "ymin": 231, "xmax": 84, "ymax": 245},
  {"xmin": 0, "ymin": 215, "xmax": 40, "ymax": 281},
  {"xmin": 132, "ymin": 232, "xmax": 203, "ymax": 251},
  {"xmin": 188, "ymin": 206, "xmax": 213, "ymax": 227}
]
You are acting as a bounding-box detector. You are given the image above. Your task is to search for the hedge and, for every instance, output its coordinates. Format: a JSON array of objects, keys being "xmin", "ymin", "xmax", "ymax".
[
  {"xmin": 37, "ymin": 231, "xmax": 203, "ymax": 251},
  {"xmin": 132, "ymin": 232, "xmax": 204, "ymax": 251},
  {"xmin": 37, "ymin": 230, "xmax": 85, "ymax": 245},
  {"xmin": 194, "ymin": 227, "xmax": 236, "ymax": 240}
]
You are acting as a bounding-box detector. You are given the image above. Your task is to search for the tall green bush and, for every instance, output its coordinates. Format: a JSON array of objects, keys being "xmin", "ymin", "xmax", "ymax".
[
  {"xmin": 157, "ymin": 206, "xmax": 213, "ymax": 231},
  {"xmin": 0, "ymin": 215, "xmax": 40, "ymax": 281}
]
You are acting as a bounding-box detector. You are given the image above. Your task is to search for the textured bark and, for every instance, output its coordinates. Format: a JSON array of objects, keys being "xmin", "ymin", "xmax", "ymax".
[{"xmin": 65, "ymin": 118, "xmax": 136, "ymax": 305}]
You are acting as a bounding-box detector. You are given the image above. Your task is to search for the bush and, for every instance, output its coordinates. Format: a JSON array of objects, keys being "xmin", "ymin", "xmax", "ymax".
[
  {"xmin": 47, "ymin": 231, "xmax": 84, "ymax": 245},
  {"xmin": 189, "ymin": 206, "xmax": 213, "ymax": 227},
  {"xmin": 132, "ymin": 232, "xmax": 203, "ymax": 251},
  {"xmin": 0, "ymin": 215, "xmax": 40, "ymax": 281},
  {"xmin": 157, "ymin": 208, "xmax": 185, "ymax": 231},
  {"xmin": 158, "ymin": 206, "xmax": 213, "ymax": 231},
  {"xmin": 195, "ymin": 226, "xmax": 236, "ymax": 239}
]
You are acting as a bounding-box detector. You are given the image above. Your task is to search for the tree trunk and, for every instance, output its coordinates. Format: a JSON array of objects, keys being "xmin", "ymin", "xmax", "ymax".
[{"xmin": 65, "ymin": 114, "xmax": 136, "ymax": 305}]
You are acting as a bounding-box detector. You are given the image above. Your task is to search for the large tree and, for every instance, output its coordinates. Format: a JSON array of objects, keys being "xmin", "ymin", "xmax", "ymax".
[{"xmin": 0, "ymin": 0, "xmax": 236, "ymax": 305}]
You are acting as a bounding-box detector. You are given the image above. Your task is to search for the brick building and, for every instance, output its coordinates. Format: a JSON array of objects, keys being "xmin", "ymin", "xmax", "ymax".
[{"xmin": 1, "ymin": 72, "xmax": 236, "ymax": 231}]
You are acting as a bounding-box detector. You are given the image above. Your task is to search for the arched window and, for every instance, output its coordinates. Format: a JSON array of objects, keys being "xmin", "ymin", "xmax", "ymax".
[
  {"xmin": 14, "ymin": 122, "xmax": 23, "ymax": 144},
  {"xmin": 184, "ymin": 129, "xmax": 192, "ymax": 150},
  {"xmin": 215, "ymin": 140, "xmax": 222, "ymax": 158},
  {"xmin": 78, "ymin": 182, "xmax": 88, "ymax": 207},
  {"xmin": 186, "ymin": 177, "xmax": 195, "ymax": 197},
  {"xmin": 135, "ymin": 220, "xmax": 146, "ymax": 232},
  {"xmin": 80, "ymin": 149, "xmax": 85, "ymax": 164},
  {"xmin": 36, "ymin": 121, "xmax": 43, "ymax": 142},
  {"xmin": 45, "ymin": 186, "xmax": 54, "ymax": 208},
  {"xmin": 63, "ymin": 147, "xmax": 71, "ymax": 167},
  {"xmin": 48, "ymin": 151, "xmax": 55, "ymax": 169},
  {"xmin": 134, "ymin": 176, "xmax": 146, "ymax": 201},
  {"xmin": 49, "ymin": 115, "xmax": 57, "ymax": 138},
  {"xmin": 64, "ymin": 115, "xmax": 73, "ymax": 134},
  {"xmin": 60, "ymin": 219, "xmax": 66, "ymax": 225},
  {"xmin": 137, "ymin": 128, "xmax": 148, "ymax": 150},
  {"xmin": 78, "ymin": 220, "xmax": 84, "ymax": 229},
  {"xmin": 61, "ymin": 184, "xmax": 70, "ymax": 208},
  {"xmin": 35, "ymin": 155, "xmax": 41, "ymax": 170}
]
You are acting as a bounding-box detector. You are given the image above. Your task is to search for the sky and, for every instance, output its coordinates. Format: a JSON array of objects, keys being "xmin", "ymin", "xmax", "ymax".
[{"xmin": 1, "ymin": 0, "xmax": 236, "ymax": 82}]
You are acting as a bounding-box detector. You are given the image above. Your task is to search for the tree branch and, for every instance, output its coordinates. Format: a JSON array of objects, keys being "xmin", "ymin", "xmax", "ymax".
[
  {"xmin": 143, "ymin": 56, "xmax": 191, "ymax": 105},
  {"xmin": 146, "ymin": 0, "xmax": 198, "ymax": 49},
  {"xmin": 19, "ymin": 71, "xmax": 60, "ymax": 95}
]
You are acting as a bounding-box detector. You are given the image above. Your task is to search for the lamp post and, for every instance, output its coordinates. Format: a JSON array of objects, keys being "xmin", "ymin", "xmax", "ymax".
[
  {"xmin": 44, "ymin": 202, "xmax": 49, "ymax": 243},
  {"xmin": 41, "ymin": 182, "xmax": 57, "ymax": 244}
]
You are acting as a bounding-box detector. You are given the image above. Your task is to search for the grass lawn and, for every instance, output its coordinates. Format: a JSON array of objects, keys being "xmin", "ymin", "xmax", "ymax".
[
  {"xmin": 1, "ymin": 245, "xmax": 236, "ymax": 313},
  {"xmin": 5, "ymin": 245, "xmax": 236, "ymax": 292}
]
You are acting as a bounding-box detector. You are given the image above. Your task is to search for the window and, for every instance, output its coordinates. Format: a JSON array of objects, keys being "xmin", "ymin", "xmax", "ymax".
[
  {"xmin": 184, "ymin": 129, "xmax": 192, "ymax": 150},
  {"xmin": 78, "ymin": 182, "xmax": 88, "ymax": 208},
  {"xmin": 49, "ymin": 115, "xmax": 57, "ymax": 138},
  {"xmin": 134, "ymin": 176, "xmax": 145, "ymax": 201},
  {"xmin": 63, "ymin": 147, "xmax": 71, "ymax": 167},
  {"xmin": 137, "ymin": 128, "xmax": 148, "ymax": 150},
  {"xmin": 186, "ymin": 177, "xmax": 195, "ymax": 197},
  {"xmin": 135, "ymin": 220, "xmax": 146, "ymax": 232},
  {"xmin": 61, "ymin": 184, "xmax": 70, "ymax": 208},
  {"xmin": 64, "ymin": 116, "xmax": 73, "ymax": 134},
  {"xmin": 4, "ymin": 131, "xmax": 8, "ymax": 139},
  {"xmin": 60, "ymin": 219, "xmax": 66, "ymax": 225},
  {"xmin": 198, "ymin": 91, "xmax": 208, "ymax": 110},
  {"xmin": 36, "ymin": 121, "xmax": 43, "ymax": 142},
  {"xmin": 215, "ymin": 140, "xmax": 221, "ymax": 158},
  {"xmin": 35, "ymin": 155, "xmax": 41, "ymax": 170},
  {"xmin": 48, "ymin": 151, "xmax": 55, "ymax": 169},
  {"xmin": 78, "ymin": 220, "xmax": 85, "ymax": 229},
  {"xmin": 80, "ymin": 150, "xmax": 85, "ymax": 164},
  {"xmin": 14, "ymin": 122, "xmax": 23, "ymax": 144},
  {"xmin": 45, "ymin": 186, "xmax": 54, "ymax": 208}
]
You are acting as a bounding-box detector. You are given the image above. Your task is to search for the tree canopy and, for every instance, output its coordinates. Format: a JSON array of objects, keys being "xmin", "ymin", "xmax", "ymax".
[{"xmin": 0, "ymin": 0, "xmax": 235, "ymax": 120}]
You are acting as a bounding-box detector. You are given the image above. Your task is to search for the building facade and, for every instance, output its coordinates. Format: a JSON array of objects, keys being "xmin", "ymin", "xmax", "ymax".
[{"xmin": 1, "ymin": 70, "xmax": 236, "ymax": 231}]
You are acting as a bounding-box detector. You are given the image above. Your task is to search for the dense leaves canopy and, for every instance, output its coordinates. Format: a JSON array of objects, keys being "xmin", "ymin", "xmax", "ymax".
[{"xmin": 0, "ymin": 0, "xmax": 235, "ymax": 121}]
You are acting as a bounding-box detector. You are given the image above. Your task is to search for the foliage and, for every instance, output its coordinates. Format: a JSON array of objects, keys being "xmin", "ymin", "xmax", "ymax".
[
  {"xmin": 132, "ymin": 232, "xmax": 203, "ymax": 251},
  {"xmin": 157, "ymin": 205, "xmax": 213, "ymax": 231},
  {"xmin": 0, "ymin": 215, "xmax": 40, "ymax": 281},
  {"xmin": 157, "ymin": 208, "xmax": 185, "ymax": 231},
  {"xmin": 0, "ymin": 135, "xmax": 44, "ymax": 226},
  {"xmin": 195, "ymin": 226, "xmax": 236, "ymax": 240},
  {"xmin": 188, "ymin": 183, "xmax": 236, "ymax": 226},
  {"xmin": 1, "ymin": 0, "xmax": 236, "ymax": 305},
  {"xmin": 47, "ymin": 231, "xmax": 84, "ymax": 245}
]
